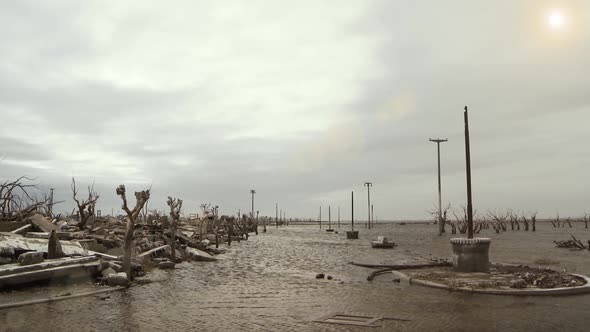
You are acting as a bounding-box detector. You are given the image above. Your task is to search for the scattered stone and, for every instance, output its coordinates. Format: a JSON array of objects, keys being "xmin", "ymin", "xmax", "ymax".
[
  {"xmin": 316, "ymin": 273, "xmax": 325, "ymax": 279},
  {"xmin": 107, "ymin": 272, "xmax": 129, "ymax": 287},
  {"xmin": 17, "ymin": 251, "xmax": 44, "ymax": 266},
  {"xmin": 327, "ymin": 275, "xmax": 333, "ymax": 280},
  {"xmin": 158, "ymin": 261, "xmax": 175, "ymax": 269},
  {"xmin": 509, "ymin": 278, "xmax": 528, "ymax": 289},
  {"xmin": 101, "ymin": 267, "xmax": 116, "ymax": 278},
  {"xmin": 392, "ymin": 278, "xmax": 401, "ymax": 283}
]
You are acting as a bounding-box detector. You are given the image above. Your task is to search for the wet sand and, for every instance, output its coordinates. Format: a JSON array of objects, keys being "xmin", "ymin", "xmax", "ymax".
[{"xmin": 1, "ymin": 222, "xmax": 589, "ymax": 331}]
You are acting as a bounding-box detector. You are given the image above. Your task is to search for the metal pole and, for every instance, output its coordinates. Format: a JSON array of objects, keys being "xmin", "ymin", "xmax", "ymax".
[
  {"xmin": 464, "ymin": 106, "xmax": 474, "ymax": 239},
  {"xmin": 429, "ymin": 138, "xmax": 448, "ymax": 235}
]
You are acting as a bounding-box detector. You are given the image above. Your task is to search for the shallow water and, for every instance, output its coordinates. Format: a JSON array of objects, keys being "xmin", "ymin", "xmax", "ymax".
[{"xmin": 1, "ymin": 222, "xmax": 590, "ymax": 331}]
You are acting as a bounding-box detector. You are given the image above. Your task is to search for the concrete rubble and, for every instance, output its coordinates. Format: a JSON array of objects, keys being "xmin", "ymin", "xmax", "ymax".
[{"xmin": 0, "ymin": 211, "xmax": 256, "ymax": 290}]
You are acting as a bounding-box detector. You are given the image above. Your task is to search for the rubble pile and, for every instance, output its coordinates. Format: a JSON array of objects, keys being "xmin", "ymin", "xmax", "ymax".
[{"xmin": 0, "ymin": 211, "xmax": 256, "ymax": 290}]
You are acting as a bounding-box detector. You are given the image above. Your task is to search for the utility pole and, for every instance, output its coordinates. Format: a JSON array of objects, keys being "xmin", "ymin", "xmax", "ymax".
[
  {"xmin": 429, "ymin": 137, "xmax": 448, "ymax": 235},
  {"xmin": 351, "ymin": 191, "xmax": 354, "ymax": 231},
  {"xmin": 319, "ymin": 206, "xmax": 322, "ymax": 229},
  {"xmin": 338, "ymin": 206, "xmax": 341, "ymax": 228},
  {"xmin": 48, "ymin": 188, "xmax": 54, "ymax": 217},
  {"xmin": 250, "ymin": 189, "xmax": 256, "ymax": 219},
  {"xmin": 327, "ymin": 205, "xmax": 332, "ymax": 231},
  {"xmin": 275, "ymin": 203, "xmax": 278, "ymax": 229},
  {"xmin": 464, "ymin": 106, "xmax": 474, "ymax": 239},
  {"xmin": 371, "ymin": 204, "xmax": 374, "ymax": 227},
  {"xmin": 364, "ymin": 182, "xmax": 372, "ymax": 229}
]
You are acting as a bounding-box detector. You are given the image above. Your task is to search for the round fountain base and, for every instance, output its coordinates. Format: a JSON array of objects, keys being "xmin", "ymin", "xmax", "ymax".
[{"xmin": 450, "ymin": 238, "xmax": 491, "ymax": 273}]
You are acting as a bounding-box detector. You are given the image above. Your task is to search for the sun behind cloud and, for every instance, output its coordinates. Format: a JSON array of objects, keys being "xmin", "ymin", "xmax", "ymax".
[{"xmin": 548, "ymin": 10, "xmax": 565, "ymax": 29}]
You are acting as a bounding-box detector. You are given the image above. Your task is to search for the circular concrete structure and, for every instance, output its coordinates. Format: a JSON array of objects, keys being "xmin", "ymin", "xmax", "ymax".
[
  {"xmin": 450, "ymin": 237, "xmax": 491, "ymax": 272},
  {"xmin": 392, "ymin": 264, "xmax": 590, "ymax": 296}
]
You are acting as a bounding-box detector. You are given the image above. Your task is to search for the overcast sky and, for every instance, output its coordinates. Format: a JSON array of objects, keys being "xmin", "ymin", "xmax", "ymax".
[{"xmin": 1, "ymin": 0, "xmax": 589, "ymax": 220}]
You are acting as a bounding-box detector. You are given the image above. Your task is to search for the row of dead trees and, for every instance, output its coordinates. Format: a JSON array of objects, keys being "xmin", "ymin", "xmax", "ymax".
[
  {"xmin": 431, "ymin": 204, "xmax": 539, "ymax": 234},
  {"xmin": 549, "ymin": 214, "xmax": 590, "ymax": 229},
  {"xmin": 431, "ymin": 203, "xmax": 590, "ymax": 234}
]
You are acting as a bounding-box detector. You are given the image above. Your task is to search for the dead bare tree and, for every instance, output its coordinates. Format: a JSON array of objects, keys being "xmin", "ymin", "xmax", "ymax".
[
  {"xmin": 116, "ymin": 184, "xmax": 150, "ymax": 279},
  {"xmin": 487, "ymin": 210, "xmax": 508, "ymax": 233},
  {"xmin": 530, "ymin": 212, "xmax": 537, "ymax": 231},
  {"xmin": 167, "ymin": 196, "xmax": 182, "ymax": 263},
  {"xmin": 71, "ymin": 177, "xmax": 99, "ymax": 229},
  {"xmin": 521, "ymin": 213, "xmax": 529, "ymax": 231},
  {"xmin": 0, "ymin": 176, "xmax": 41, "ymax": 220}
]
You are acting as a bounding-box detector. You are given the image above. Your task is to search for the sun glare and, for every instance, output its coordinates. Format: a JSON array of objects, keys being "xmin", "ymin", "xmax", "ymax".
[{"xmin": 548, "ymin": 11, "xmax": 564, "ymax": 29}]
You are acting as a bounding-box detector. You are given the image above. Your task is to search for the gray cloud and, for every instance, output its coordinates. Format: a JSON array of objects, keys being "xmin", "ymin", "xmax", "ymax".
[{"xmin": 1, "ymin": 0, "xmax": 590, "ymax": 220}]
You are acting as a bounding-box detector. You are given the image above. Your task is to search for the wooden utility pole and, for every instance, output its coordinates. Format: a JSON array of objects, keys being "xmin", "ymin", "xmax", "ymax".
[
  {"xmin": 250, "ymin": 189, "xmax": 256, "ymax": 219},
  {"xmin": 328, "ymin": 205, "xmax": 332, "ymax": 230},
  {"xmin": 275, "ymin": 203, "xmax": 278, "ymax": 228},
  {"xmin": 338, "ymin": 206, "xmax": 340, "ymax": 228},
  {"xmin": 351, "ymin": 191, "xmax": 354, "ymax": 231},
  {"xmin": 464, "ymin": 106, "xmax": 474, "ymax": 239},
  {"xmin": 364, "ymin": 182, "xmax": 372, "ymax": 229},
  {"xmin": 429, "ymin": 138, "xmax": 448, "ymax": 235},
  {"xmin": 371, "ymin": 204, "xmax": 374, "ymax": 227},
  {"xmin": 319, "ymin": 206, "xmax": 322, "ymax": 229}
]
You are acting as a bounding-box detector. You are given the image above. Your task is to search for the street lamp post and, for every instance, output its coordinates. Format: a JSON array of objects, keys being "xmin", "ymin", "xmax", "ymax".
[{"xmin": 429, "ymin": 138, "xmax": 448, "ymax": 235}]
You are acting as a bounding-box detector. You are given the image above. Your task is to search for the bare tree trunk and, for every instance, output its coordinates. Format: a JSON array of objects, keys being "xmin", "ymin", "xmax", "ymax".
[{"xmin": 122, "ymin": 217, "xmax": 134, "ymax": 277}]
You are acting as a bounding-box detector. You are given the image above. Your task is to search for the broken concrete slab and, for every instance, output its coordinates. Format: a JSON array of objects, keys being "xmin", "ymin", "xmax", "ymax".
[
  {"xmin": 185, "ymin": 247, "xmax": 217, "ymax": 262},
  {"xmin": 0, "ymin": 256, "xmax": 100, "ymax": 289},
  {"xmin": 0, "ymin": 233, "xmax": 88, "ymax": 257},
  {"xmin": 29, "ymin": 214, "xmax": 58, "ymax": 233},
  {"xmin": 138, "ymin": 245, "xmax": 171, "ymax": 262}
]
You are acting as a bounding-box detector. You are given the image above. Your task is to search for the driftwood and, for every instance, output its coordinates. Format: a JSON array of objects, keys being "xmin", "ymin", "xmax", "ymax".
[
  {"xmin": 554, "ymin": 235, "xmax": 588, "ymax": 250},
  {"xmin": 352, "ymin": 261, "xmax": 452, "ymax": 281},
  {"xmin": 351, "ymin": 262, "xmax": 451, "ymax": 269}
]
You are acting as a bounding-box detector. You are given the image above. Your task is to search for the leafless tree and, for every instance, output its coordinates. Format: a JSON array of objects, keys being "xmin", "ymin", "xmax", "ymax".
[
  {"xmin": 0, "ymin": 176, "xmax": 46, "ymax": 221},
  {"xmin": 71, "ymin": 177, "xmax": 99, "ymax": 229},
  {"xmin": 167, "ymin": 196, "xmax": 182, "ymax": 263},
  {"xmin": 487, "ymin": 210, "xmax": 508, "ymax": 233},
  {"xmin": 117, "ymin": 184, "xmax": 150, "ymax": 279}
]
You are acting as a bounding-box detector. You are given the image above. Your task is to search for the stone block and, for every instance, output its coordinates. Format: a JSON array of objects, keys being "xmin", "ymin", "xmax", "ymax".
[{"xmin": 17, "ymin": 251, "xmax": 45, "ymax": 266}]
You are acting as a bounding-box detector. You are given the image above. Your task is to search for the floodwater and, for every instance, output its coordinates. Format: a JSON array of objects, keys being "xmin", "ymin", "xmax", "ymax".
[{"xmin": 1, "ymin": 222, "xmax": 590, "ymax": 331}]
